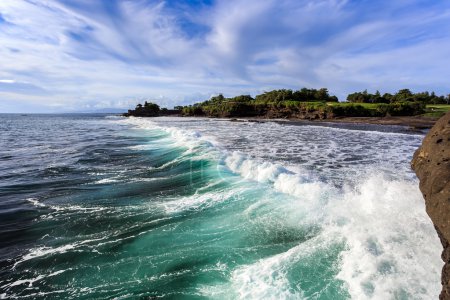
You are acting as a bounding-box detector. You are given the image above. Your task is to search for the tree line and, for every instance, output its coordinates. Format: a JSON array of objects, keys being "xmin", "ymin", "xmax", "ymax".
[
  {"xmin": 177, "ymin": 88, "xmax": 449, "ymax": 108},
  {"xmin": 125, "ymin": 87, "xmax": 449, "ymax": 119},
  {"xmin": 347, "ymin": 89, "xmax": 450, "ymax": 104}
]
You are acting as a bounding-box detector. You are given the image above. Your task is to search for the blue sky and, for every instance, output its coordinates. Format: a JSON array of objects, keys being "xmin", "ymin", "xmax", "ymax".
[{"xmin": 0, "ymin": 0, "xmax": 450, "ymax": 112}]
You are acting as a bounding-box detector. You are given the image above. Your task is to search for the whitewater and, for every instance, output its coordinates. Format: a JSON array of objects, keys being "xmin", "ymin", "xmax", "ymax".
[{"xmin": 0, "ymin": 114, "xmax": 442, "ymax": 299}]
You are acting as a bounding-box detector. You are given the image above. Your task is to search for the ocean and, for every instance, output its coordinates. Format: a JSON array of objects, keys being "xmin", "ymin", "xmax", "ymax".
[{"xmin": 0, "ymin": 114, "xmax": 442, "ymax": 299}]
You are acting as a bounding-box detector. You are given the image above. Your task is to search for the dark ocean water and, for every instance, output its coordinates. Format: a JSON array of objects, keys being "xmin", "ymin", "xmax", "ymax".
[{"xmin": 0, "ymin": 114, "xmax": 442, "ymax": 299}]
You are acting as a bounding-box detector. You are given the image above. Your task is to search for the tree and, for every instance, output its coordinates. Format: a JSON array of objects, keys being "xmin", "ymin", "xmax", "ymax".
[
  {"xmin": 230, "ymin": 95, "xmax": 254, "ymax": 103},
  {"xmin": 328, "ymin": 95, "xmax": 339, "ymax": 102},
  {"xmin": 347, "ymin": 92, "xmax": 366, "ymax": 103},
  {"xmin": 315, "ymin": 88, "xmax": 329, "ymax": 101},
  {"xmin": 394, "ymin": 89, "xmax": 413, "ymax": 102},
  {"xmin": 210, "ymin": 94, "xmax": 225, "ymax": 103}
]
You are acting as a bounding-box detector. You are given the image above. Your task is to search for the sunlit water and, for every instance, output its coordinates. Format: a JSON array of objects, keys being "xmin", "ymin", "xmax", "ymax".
[{"xmin": 0, "ymin": 114, "xmax": 441, "ymax": 299}]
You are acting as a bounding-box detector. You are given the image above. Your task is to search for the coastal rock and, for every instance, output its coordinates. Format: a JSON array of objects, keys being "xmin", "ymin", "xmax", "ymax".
[{"xmin": 411, "ymin": 111, "xmax": 450, "ymax": 299}]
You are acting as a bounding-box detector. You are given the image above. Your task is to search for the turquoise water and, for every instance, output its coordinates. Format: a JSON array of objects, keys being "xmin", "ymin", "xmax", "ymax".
[{"xmin": 0, "ymin": 115, "xmax": 442, "ymax": 299}]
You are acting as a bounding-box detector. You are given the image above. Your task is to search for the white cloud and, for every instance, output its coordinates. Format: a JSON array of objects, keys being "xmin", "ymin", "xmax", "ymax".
[
  {"xmin": 0, "ymin": 79, "xmax": 15, "ymax": 84},
  {"xmin": 0, "ymin": 0, "xmax": 449, "ymax": 112}
]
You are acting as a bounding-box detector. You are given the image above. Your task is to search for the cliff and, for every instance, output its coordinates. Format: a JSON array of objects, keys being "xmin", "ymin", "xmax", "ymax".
[{"xmin": 411, "ymin": 111, "xmax": 450, "ymax": 299}]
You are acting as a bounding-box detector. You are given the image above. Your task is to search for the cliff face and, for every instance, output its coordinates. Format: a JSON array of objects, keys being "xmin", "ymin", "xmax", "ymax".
[{"xmin": 411, "ymin": 111, "xmax": 450, "ymax": 299}]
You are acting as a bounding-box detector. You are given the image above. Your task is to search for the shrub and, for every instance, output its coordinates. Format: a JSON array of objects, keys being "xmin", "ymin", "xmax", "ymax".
[{"xmin": 387, "ymin": 101, "xmax": 425, "ymax": 116}]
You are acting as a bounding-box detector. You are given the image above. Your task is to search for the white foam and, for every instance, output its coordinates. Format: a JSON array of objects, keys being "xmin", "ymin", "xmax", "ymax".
[
  {"xmin": 28, "ymin": 197, "xmax": 109, "ymax": 214},
  {"xmin": 329, "ymin": 175, "xmax": 442, "ymax": 299},
  {"xmin": 27, "ymin": 197, "xmax": 46, "ymax": 207},
  {"xmin": 14, "ymin": 238, "xmax": 106, "ymax": 268},
  {"xmin": 224, "ymin": 151, "xmax": 289, "ymax": 182},
  {"xmin": 121, "ymin": 117, "xmax": 221, "ymax": 154},
  {"xmin": 230, "ymin": 235, "xmax": 333, "ymax": 299},
  {"xmin": 95, "ymin": 178, "xmax": 119, "ymax": 184},
  {"xmin": 226, "ymin": 175, "xmax": 441, "ymax": 299},
  {"xmin": 117, "ymin": 117, "xmax": 441, "ymax": 298},
  {"xmin": 223, "ymin": 151, "xmax": 334, "ymax": 212},
  {"xmin": 162, "ymin": 188, "xmax": 241, "ymax": 214},
  {"xmin": 122, "ymin": 118, "xmax": 330, "ymax": 204},
  {"xmin": 5, "ymin": 269, "xmax": 68, "ymax": 289},
  {"xmin": 49, "ymin": 204, "xmax": 108, "ymax": 213}
]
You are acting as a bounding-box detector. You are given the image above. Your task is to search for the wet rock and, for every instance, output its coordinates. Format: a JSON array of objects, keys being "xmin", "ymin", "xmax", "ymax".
[{"xmin": 411, "ymin": 111, "xmax": 450, "ymax": 299}]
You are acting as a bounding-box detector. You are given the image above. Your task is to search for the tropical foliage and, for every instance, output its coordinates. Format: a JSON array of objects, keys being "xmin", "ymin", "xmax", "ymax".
[
  {"xmin": 126, "ymin": 88, "xmax": 449, "ymax": 118},
  {"xmin": 347, "ymin": 89, "xmax": 450, "ymax": 104}
]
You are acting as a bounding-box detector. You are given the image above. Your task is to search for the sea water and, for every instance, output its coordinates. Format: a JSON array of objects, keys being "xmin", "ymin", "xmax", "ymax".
[{"xmin": 0, "ymin": 114, "xmax": 442, "ymax": 299}]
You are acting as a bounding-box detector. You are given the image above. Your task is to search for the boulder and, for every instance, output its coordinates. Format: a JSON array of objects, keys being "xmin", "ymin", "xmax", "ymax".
[{"xmin": 411, "ymin": 111, "xmax": 450, "ymax": 299}]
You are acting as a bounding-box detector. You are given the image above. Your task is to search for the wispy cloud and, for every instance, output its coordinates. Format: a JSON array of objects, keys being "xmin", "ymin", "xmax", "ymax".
[
  {"xmin": 0, "ymin": 79, "xmax": 15, "ymax": 84},
  {"xmin": 0, "ymin": 0, "xmax": 449, "ymax": 112}
]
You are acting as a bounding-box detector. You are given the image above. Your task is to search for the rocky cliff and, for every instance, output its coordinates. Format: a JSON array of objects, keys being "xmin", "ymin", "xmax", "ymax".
[{"xmin": 411, "ymin": 111, "xmax": 450, "ymax": 299}]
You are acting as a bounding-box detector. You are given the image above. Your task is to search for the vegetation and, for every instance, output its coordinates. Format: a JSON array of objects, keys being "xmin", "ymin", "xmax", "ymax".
[
  {"xmin": 124, "ymin": 88, "xmax": 449, "ymax": 119},
  {"xmin": 178, "ymin": 88, "xmax": 437, "ymax": 119},
  {"xmin": 124, "ymin": 101, "xmax": 160, "ymax": 117},
  {"xmin": 180, "ymin": 88, "xmax": 339, "ymax": 118},
  {"xmin": 423, "ymin": 104, "xmax": 450, "ymax": 118},
  {"xmin": 254, "ymin": 88, "xmax": 338, "ymax": 103},
  {"xmin": 347, "ymin": 89, "xmax": 450, "ymax": 104},
  {"xmin": 124, "ymin": 101, "xmax": 181, "ymax": 117}
]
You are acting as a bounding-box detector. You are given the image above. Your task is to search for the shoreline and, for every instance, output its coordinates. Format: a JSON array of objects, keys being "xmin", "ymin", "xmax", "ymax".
[
  {"xmin": 300, "ymin": 115, "xmax": 438, "ymax": 128},
  {"xmin": 177, "ymin": 115, "xmax": 438, "ymax": 129},
  {"xmin": 125, "ymin": 113, "xmax": 439, "ymax": 131}
]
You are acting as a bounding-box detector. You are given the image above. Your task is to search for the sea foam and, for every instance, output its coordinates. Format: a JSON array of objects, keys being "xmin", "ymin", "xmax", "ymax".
[{"xmin": 120, "ymin": 117, "xmax": 441, "ymax": 298}]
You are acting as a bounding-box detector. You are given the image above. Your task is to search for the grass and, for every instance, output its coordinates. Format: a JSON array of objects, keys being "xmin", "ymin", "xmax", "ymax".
[
  {"xmin": 423, "ymin": 104, "xmax": 450, "ymax": 117},
  {"xmin": 326, "ymin": 102, "xmax": 378, "ymax": 108}
]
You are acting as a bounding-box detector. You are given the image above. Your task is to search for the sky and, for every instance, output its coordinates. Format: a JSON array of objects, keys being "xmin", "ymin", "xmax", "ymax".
[{"xmin": 0, "ymin": 0, "xmax": 450, "ymax": 112}]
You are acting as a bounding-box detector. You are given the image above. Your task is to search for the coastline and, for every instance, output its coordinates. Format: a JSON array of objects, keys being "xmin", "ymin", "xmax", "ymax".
[
  {"xmin": 161, "ymin": 115, "xmax": 439, "ymax": 129},
  {"xmin": 304, "ymin": 115, "xmax": 438, "ymax": 128},
  {"xmin": 127, "ymin": 114, "xmax": 439, "ymax": 130}
]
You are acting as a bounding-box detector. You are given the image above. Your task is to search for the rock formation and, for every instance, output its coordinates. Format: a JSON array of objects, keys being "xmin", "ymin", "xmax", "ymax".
[
  {"xmin": 411, "ymin": 111, "xmax": 450, "ymax": 299},
  {"xmin": 123, "ymin": 101, "xmax": 180, "ymax": 117}
]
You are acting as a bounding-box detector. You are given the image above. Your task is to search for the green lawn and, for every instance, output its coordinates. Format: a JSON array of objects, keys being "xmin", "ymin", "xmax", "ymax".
[
  {"xmin": 326, "ymin": 102, "xmax": 378, "ymax": 108},
  {"xmin": 424, "ymin": 104, "xmax": 450, "ymax": 117}
]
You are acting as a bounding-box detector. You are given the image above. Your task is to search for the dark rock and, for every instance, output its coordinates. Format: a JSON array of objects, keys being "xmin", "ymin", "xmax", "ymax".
[
  {"xmin": 123, "ymin": 106, "xmax": 180, "ymax": 117},
  {"xmin": 411, "ymin": 111, "xmax": 450, "ymax": 299}
]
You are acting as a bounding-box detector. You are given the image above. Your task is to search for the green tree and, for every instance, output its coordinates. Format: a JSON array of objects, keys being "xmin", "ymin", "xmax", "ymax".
[
  {"xmin": 393, "ymin": 89, "xmax": 413, "ymax": 102},
  {"xmin": 315, "ymin": 88, "xmax": 329, "ymax": 101},
  {"xmin": 210, "ymin": 94, "xmax": 225, "ymax": 103}
]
